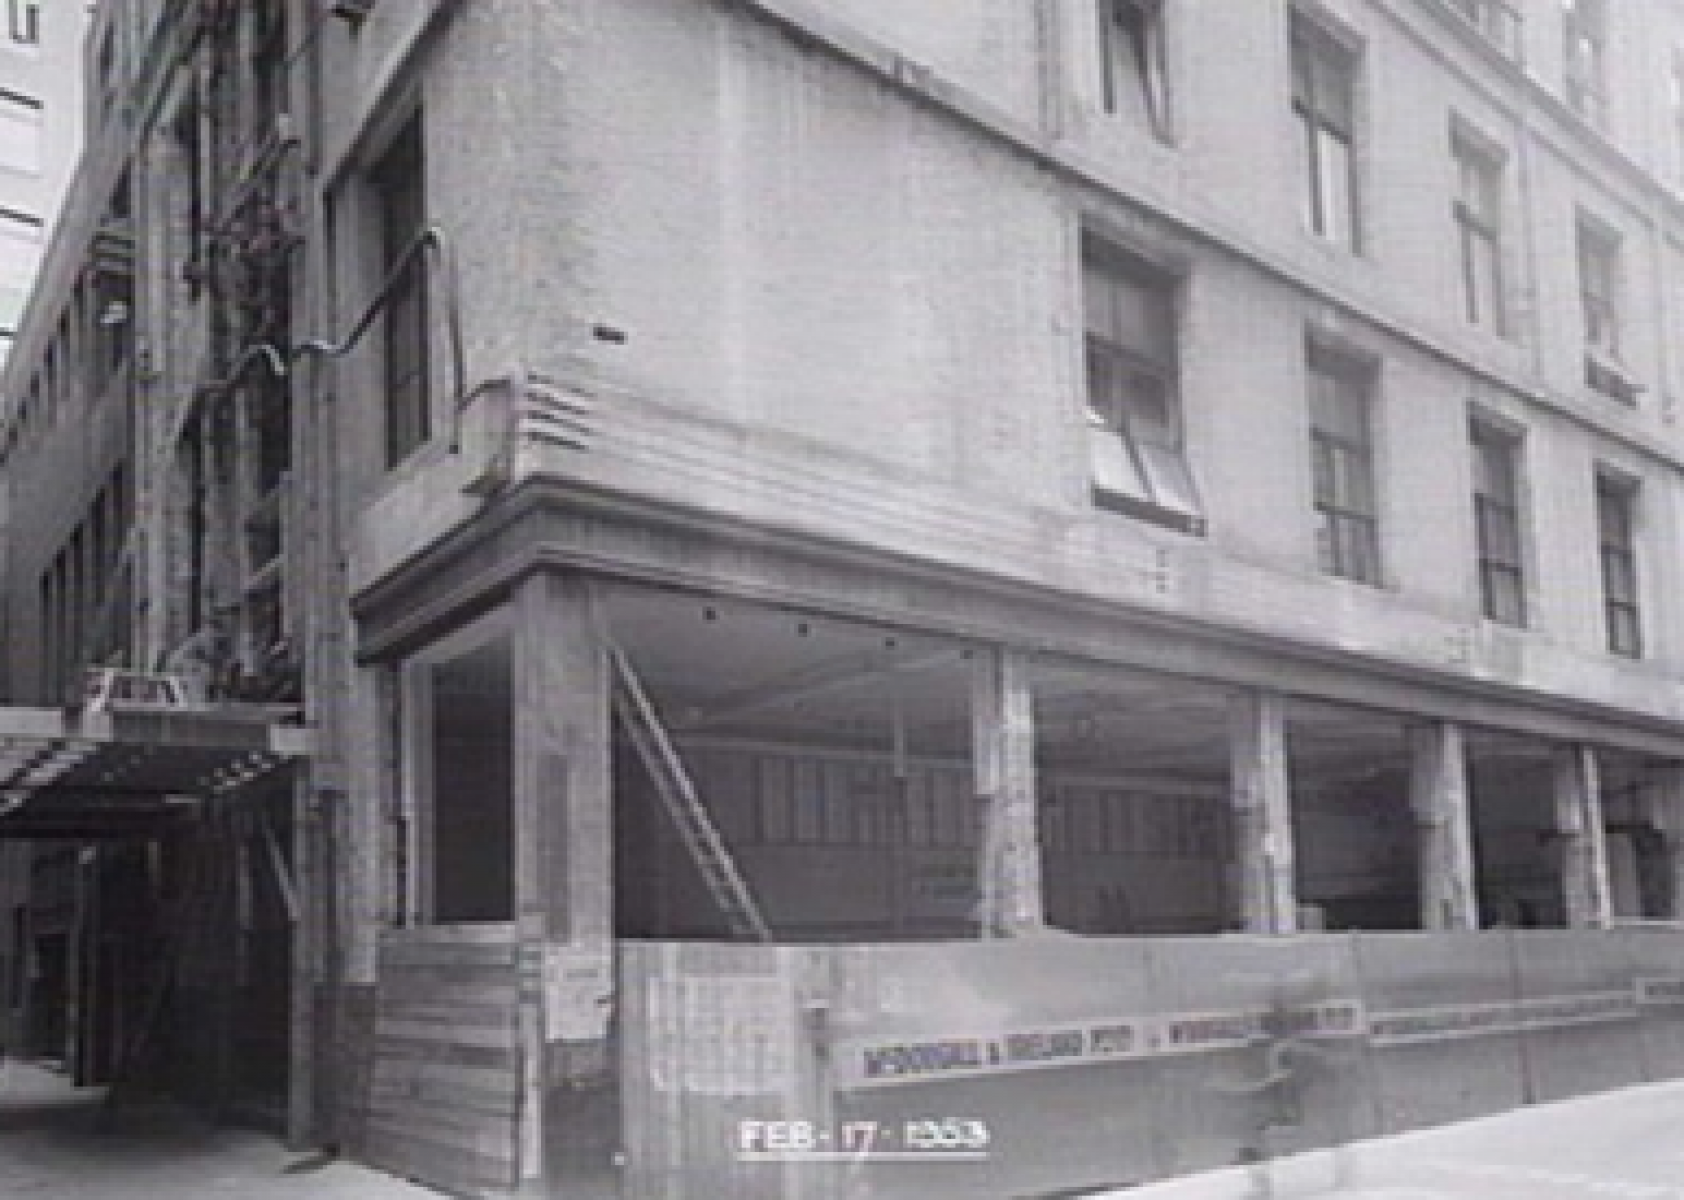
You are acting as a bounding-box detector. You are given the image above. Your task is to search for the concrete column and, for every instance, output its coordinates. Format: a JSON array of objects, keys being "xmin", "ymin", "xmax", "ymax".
[
  {"xmin": 972, "ymin": 647, "xmax": 1044, "ymax": 936},
  {"xmin": 513, "ymin": 573, "xmax": 615, "ymax": 1191},
  {"xmin": 1228, "ymin": 691, "xmax": 1297, "ymax": 934},
  {"xmin": 1553, "ymin": 744, "xmax": 1613, "ymax": 929},
  {"xmin": 1408, "ymin": 721, "xmax": 1479, "ymax": 931}
]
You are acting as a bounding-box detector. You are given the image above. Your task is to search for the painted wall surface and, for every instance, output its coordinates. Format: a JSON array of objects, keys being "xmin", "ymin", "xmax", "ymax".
[{"xmin": 342, "ymin": 0, "xmax": 1684, "ymax": 742}]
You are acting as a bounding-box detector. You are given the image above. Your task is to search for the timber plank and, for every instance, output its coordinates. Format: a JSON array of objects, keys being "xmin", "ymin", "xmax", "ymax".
[
  {"xmin": 370, "ymin": 1059, "xmax": 518, "ymax": 1095},
  {"xmin": 369, "ymin": 1082, "xmax": 521, "ymax": 1119},
  {"xmin": 365, "ymin": 1129, "xmax": 514, "ymax": 1195},
  {"xmin": 374, "ymin": 1035, "xmax": 516, "ymax": 1069},
  {"xmin": 375, "ymin": 1019, "xmax": 519, "ymax": 1049},
  {"xmin": 366, "ymin": 1111, "xmax": 517, "ymax": 1162},
  {"xmin": 375, "ymin": 1001, "xmax": 517, "ymax": 1028},
  {"xmin": 379, "ymin": 942, "xmax": 519, "ymax": 969}
]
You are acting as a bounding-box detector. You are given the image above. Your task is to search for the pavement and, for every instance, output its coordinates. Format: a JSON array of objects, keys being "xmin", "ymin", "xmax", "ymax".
[
  {"xmin": 6, "ymin": 1054, "xmax": 1684, "ymax": 1198},
  {"xmin": 1103, "ymin": 1078, "xmax": 1684, "ymax": 1200},
  {"xmin": 0, "ymin": 1059, "xmax": 435, "ymax": 1199}
]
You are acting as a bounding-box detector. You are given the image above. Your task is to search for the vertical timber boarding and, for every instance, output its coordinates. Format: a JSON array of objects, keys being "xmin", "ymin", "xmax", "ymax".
[
  {"xmin": 1555, "ymin": 744, "xmax": 1614, "ymax": 928},
  {"xmin": 365, "ymin": 926, "xmax": 523, "ymax": 1194},
  {"xmin": 515, "ymin": 573, "xmax": 617, "ymax": 1197},
  {"xmin": 972, "ymin": 647, "xmax": 1044, "ymax": 935},
  {"xmin": 1228, "ymin": 690, "xmax": 1297, "ymax": 932},
  {"xmin": 1409, "ymin": 721, "xmax": 1479, "ymax": 931}
]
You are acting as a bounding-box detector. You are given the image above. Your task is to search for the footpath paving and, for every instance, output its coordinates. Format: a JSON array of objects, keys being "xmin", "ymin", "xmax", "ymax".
[
  {"xmin": 6, "ymin": 1054, "xmax": 1684, "ymax": 1198},
  {"xmin": 0, "ymin": 1060, "xmax": 434, "ymax": 1199},
  {"xmin": 1102, "ymin": 1078, "xmax": 1684, "ymax": 1200}
]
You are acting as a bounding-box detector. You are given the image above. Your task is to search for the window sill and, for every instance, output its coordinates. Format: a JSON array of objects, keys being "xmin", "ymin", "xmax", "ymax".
[
  {"xmin": 1584, "ymin": 350, "xmax": 1641, "ymax": 405},
  {"xmin": 1091, "ymin": 485, "xmax": 1205, "ymax": 536}
]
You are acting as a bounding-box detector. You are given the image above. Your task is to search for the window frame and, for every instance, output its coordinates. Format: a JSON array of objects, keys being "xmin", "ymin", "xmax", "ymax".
[
  {"xmin": 398, "ymin": 607, "xmax": 517, "ymax": 926},
  {"xmin": 1290, "ymin": 11, "xmax": 1361, "ymax": 252},
  {"xmin": 371, "ymin": 110, "xmax": 429, "ymax": 471},
  {"xmin": 1306, "ymin": 345, "xmax": 1382, "ymax": 585},
  {"xmin": 1595, "ymin": 471, "xmax": 1642, "ymax": 659},
  {"xmin": 1080, "ymin": 231, "xmax": 1204, "ymax": 534},
  {"xmin": 1563, "ymin": 0, "xmax": 1608, "ymax": 127},
  {"xmin": 1098, "ymin": 0, "xmax": 1172, "ymax": 142},
  {"xmin": 5, "ymin": 0, "xmax": 37, "ymax": 47},
  {"xmin": 1451, "ymin": 131, "xmax": 1505, "ymax": 335},
  {"xmin": 1469, "ymin": 419, "xmax": 1526, "ymax": 626},
  {"xmin": 1577, "ymin": 218, "xmax": 1620, "ymax": 358}
]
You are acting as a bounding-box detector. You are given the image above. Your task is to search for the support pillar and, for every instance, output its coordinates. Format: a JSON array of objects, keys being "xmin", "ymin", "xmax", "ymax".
[
  {"xmin": 1644, "ymin": 763, "xmax": 1684, "ymax": 921},
  {"xmin": 1228, "ymin": 691, "xmax": 1297, "ymax": 934},
  {"xmin": 1408, "ymin": 721, "xmax": 1479, "ymax": 931},
  {"xmin": 513, "ymin": 573, "xmax": 615, "ymax": 1196},
  {"xmin": 972, "ymin": 647, "xmax": 1044, "ymax": 936},
  {"xmin": 1553, "ymin": 744, "xmax": 1613, "ymax": 929}
]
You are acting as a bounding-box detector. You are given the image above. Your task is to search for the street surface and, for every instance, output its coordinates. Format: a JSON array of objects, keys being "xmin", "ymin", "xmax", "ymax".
[
  {"xmin": 6, "ymin": 1055, "xmax": 1684, "ymax": 1198},
  {"xmin": 1105, "ymin": 1078, "xmax": 1684, "ymax": 1199},
  {"xmin": 0, "ymin": 1060, "xmax": 432, "ymax": 1198}
]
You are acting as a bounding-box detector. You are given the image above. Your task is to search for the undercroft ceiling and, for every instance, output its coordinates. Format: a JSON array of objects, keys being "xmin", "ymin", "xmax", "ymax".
[{"xmin": 601, "ymin": 588, "xmax": 1635, "ymax": 790}]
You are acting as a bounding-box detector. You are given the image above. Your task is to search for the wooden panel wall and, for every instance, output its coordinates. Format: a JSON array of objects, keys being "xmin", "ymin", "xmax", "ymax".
[{"xmin": 365, "ymin": 926, "xmax": 523, "ymax": 1196}]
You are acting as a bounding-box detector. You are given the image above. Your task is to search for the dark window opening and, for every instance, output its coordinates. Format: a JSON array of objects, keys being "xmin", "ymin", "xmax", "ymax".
[
  {"xmin": 1596, "ymin": 473, "xmax": 1642, "ymax": 658},
  {"xmin": 1081, "ymin": 233, "xmax": 1202, "ymax": 532},
  {"xmin": 1308, "ymin": 347, "xmax": 1381, "ymax": 584},
  {"xmin": 1099, "ymin": 0, "xmax": 1170, "ymax": 141},
  {"xmin": 1470, "ymin": 421, "xmax": 1525, "ymax": 626},
  {"xmin": 1291, "ymin": 12, "xmax": 1360, "ymax": 250},
  {"xmin": 373, "ymin": 112, "xmax": 428, "ymax": 469},
  {"xmin": 413, "ymin": 626, "xmax": 514, "ymax": 923}
]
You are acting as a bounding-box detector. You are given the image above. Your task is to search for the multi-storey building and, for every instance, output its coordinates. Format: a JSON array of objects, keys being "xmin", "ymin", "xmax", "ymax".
[
  {"xmin": 0, "ymin": 0, "xmax": 87, "ymax": 1065},
  {"xmin": 0, "ymin": 0, "xmax": 86, "ymax": 360},
  {"xmin": 13, "ymin": 0, "xmax": 1684, "ymax": 1196}
]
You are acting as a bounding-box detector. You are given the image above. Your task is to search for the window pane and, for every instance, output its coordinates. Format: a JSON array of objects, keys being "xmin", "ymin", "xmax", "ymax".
[
  {"xmin": 1484, "ymin": 566, "xmax": 1525, "ymax": 625},
  {"xmin": 1468, "ymin": 233, "xmax": 1502, "ymax": 328},
  {"xmin": 0, "ymin": 95, "xmax": 41, "ymax": 174},
  {"xmin": 1137, "ymin": 440, "xmax": 1202, "ymax": 518},
  {"xmin": 425, "ymin": 632, "xmax": 514, "ymax": 922},
  {"xmin": 1317, "ymin": 131, "xmax": 1355, "ymax": 246}
]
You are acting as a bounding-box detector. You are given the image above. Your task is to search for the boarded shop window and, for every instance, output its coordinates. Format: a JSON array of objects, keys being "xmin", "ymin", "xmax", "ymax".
[
  {"xmin": 1595, "ymin": 472, "xmax": 1642, "ymax": 659},
  {"xmin": 1307, "ymin": 346, "xmax": 1381, "ymax": 585},
  {"xmin": 1098, "ymin": 0, "xmax": 1170, "ymax": 140},
  {"xmin": 404, "ymin": 614, "xmax": 514, "ymax": 922},
  {"xmin": 1470, "ymin": 420, "xmax": 1526, "ymax": 626},
  {"xmin": 1291, "ymin": 11, "xmax": 1360, "ymax": 250},
  {"xmin": 1081, "ymin": 233, "xmax": 1202, "ymax": 532}
]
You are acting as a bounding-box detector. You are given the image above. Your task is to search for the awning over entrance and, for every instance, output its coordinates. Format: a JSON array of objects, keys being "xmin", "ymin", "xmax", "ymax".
[{"xmin": 0, "ymin": 703, "xmax": 310, "ymax": 840}]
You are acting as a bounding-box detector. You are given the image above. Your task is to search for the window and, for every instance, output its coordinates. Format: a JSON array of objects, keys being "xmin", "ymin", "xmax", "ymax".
[
  {"xmin": 1577, "ymin": 218, "xmax": 1635, "ymax": 401},
  {"xmin": 1291, "ymin": 12, "xmax": 1360, "ymax": 250},
  {"xmin": 1081, "ymin": 232, "xmax": 1202, "ymax": 532},
  {"xmin": 1307, "ymin": 346, "xmax": 1381, "ymax": 584},
  {"xmin": 0, "ymin": 90, "xmax": 41, "ymax": 174},
  {"xmin": 373, "ymin": 112, "xmax": 427, "ymax": 469},
  {"xmin": 402, "ymin": 614, "xmax": 515, "ymax": 923},
  {"xmin": 1098, "ymin": 0, "xmax": 1170, "ymax": 141},
  {"xmin": 1470, "ymin": 421, "xmax": 1525, "ymax": 625},
  {"xmin": 1445, "ymin": 0, "xmax": 1522, "ymax": 58},
  {"xmin": 1563, "ymin": 0, "xmax": 1607, "ymax": 127},
  {"xmin": 1672, "ymin": 49, "xmax": 1684, "ymax": 184},
  {"xmin": 6, "ymin": 1, "xmax": 36, "ymax": 46},
  {"xmin": 1452, "ymin": 133, "xmax": 1504, "ymax": 333},
  {"xmin": 1595, "ymin": 473, "xmax": 1641, "ymax": 658}
]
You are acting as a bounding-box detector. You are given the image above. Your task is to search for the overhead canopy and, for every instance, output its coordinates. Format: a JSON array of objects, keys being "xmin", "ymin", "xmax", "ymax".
[{"xmin": 0, "ymin": 703, "xmax": 310, "ymax": 840}]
